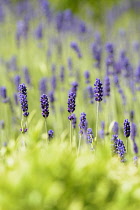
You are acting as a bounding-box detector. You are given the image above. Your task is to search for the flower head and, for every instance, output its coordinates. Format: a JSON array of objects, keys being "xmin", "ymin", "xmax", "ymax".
[
  {"xmin": 40, "ymin": 94, "xmax": 49, "ymax": 118},
  {"xmin": 94, "ymin": 78, "xmax": 103, "ymax": 102}
]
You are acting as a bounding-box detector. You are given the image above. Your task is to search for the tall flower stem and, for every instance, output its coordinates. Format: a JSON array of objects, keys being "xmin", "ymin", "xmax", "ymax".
[
  {"xmin": 77, "ymin": 134, "xmax": 82, "ymax": 156},
  {"xmin": 95, "ymin": 102, "xmax": 99, "ymax": 143},
  {"xmin": 70, "ymin": 120, "xmax": 72, "ymax": 148},
  {"xmin": 45, "ymin": 118, "xmax": 48, "ymax": 142}
]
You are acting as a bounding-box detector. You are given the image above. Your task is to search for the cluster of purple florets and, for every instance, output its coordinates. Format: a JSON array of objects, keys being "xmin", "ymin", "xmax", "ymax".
[
  {"xmin": 111, "ymin": 135, "xmax": 126, "ymax": 161},
  {"xmin": 67, "ymin": 92, "xmax": 76, "ymax": 113},
  {"xmin": 94, "ymin": 78, "xmax": 103, "ymax": 102},
  {"xmin": 40, "ymin": 94, "xmax": 49, "ymax": 118},
  {"xmin": 18, "ymin": 83, "xmax": 29, "ymax": 117},
  {"xmin": 124, "ymin": 119, "xmax": 130, "ymax": 138}
]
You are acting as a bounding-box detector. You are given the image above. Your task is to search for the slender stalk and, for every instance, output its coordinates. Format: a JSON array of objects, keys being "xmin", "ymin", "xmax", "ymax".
[
  {"xmin": 126, "ymin": 137, "xmax": 128, "ymax": 154},
  {"xmin": 77, "ymin": 134, "xmax": 82, "ymax": 155},
  {"xmin": 45, "ymin": 118, "xmax": 48, "ymax": 142},
  {"xmin": 70, "ymin": 120, "xmax": 72, "ymax": 148},
  {"xmin": 95, "ymin": 102, "xmax": 99, "ymax": 143}
]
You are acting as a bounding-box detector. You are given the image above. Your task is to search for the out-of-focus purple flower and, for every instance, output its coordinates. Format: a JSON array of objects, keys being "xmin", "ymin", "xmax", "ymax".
[
  {"xmin": 79, "ymin": 21, "xmax": 87, "ymax": 34},
  {"xmin": 84, "ymin": 71, "xmax": 90, "ymax": 84},
  {"xmin": 60, "ymin": 66, "xmax": 65, "ymax": 82},
  {"xmin": 40, "ymin": 0, "xmax": 51, "ymax": 20},
  {"xmin": 23, "ymin": 67, "xmax": 31, "ymax": 85},
  {"xmin": 16, "ymin": 19, "xmax": 29, "ymax": 45},
  {"xmin": 39, "ymin": 77, "xmax": 47, "ymax": 95},
  {"xmin": 14, "ymin": 93, "xmax": 19, "ymax": 105},
  {"xmin": 87, "ymin": 85, "xmax": 94, "ymax": 104},
  {"xmin": 133, "ymin": 142, "xmax": 138, "ymax": 154},
  {"xmin": 0, "ymin": 5, "xmax": 5, "ymax": 22},
  {"xmin": 48, "ymin": 129, "xmax": 54, "ymax": 140},
  {"xmin": 18, "ymin": 83, "xmax": 29, "ymax": 117},
  {"xmin": 14, "ymin": 75, "xmax": 21, "ymax": 91},
  {"xmin": 106, "ymin": 42, "xmax": 114, "ymax": 54},
  {"xmin": 87, "ymin": 128, "xmax": 94, "ymax": 143},
  {"xmin": 133, "ymin": 41, "xmax": 140, "ymax": 52},
  {"xmin": 131, "ymin": 123, "xmax": 137, "ymax": 141},
  {"xmin": 130, "ymin": 110, "xmax": 134, "ymax": 122},
  {"xmin": 0, "ymin": 86, "xmax": 7, "ymax": 99},
  {"xmin": 51, "ymin": 75, "xmax": 57, "ymax": 91},
  {"xmin": 124, "ymin": 119, "xmax": 130, "ymax": 138},
  {"xmin": 91, "ymin": 42, "xmax": 102, "ymax": 68},
  {"xmin": 99, "ymin": 121, "xmax": 105, "ymax": 139},
  {"xmin": 67, "ymin": 92, "xmax": 76, "ymax": 113},
  {"xmin": 68, "ymin": 113, "xmax": 77, "ymax": 129},
  {"xmin": 71, "ymin": 81, "xmax": 78, "ymax": 95},
  {"xmin": 67, "ymin": 57, "xmax": 73, "ymax": 72},
  {"xmin": 51, "ymin": 64, "xmax": 56, "ymax": 74},
  {"xmin": 94, "ymin": 78, "xmax": 103, "ymax": 102},
  {"xmin": 135, "ymin": 65, "xmax": 140, "ymax": 83},
  {"xmin": 0, "ymin": 120, "xmax": 5, "ymax": 129},
  {"xmin": 104, "ymin": 76, "xmax": 110, "ymax": 97},
  {"xmin": 70, "ymin": 41, "xmax": 82, "ymax": 58},
  {"xmin": 35, "ymin": 24, "xmax": 43, "ymax": 40},
  {"xmin": 40, "ymin": 94, "xmax": 49, "ymax": 118},
  {"xmin": 112, "ymin": 122, "xmax": 119, "ymax": 135}
]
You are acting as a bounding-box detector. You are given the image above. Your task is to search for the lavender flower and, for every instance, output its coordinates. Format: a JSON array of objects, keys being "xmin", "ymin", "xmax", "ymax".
[
  {"xmin": 35, "ymin": 24, "xmax": 43, "ymax": 40},
  {"xmin": 70, "ymin": 41, "xmax": 82, "ymax": 58},
  {"xmin": 67, "ymin": 92, "xmax": 76, "ymax": 113},
  {"xmin": 91, "ymin": 42, "xmax": 102, "ymax": 68},
  {"xmin": 84, "ymin": 71, "xmax": 90, "ymax": 84},
  {"xmin": 87, "ymin": 128, "xmax": 94, "ymax": 143},
  {"xmin": 79, "ymin": 112, "xmax": 87, "ymax": 134},
  {"xmin": 71, "ymin": 82, "xmax": 78, "ymax": 95},
  {"xmin": 39, "ymin": 78, "xmax": 47, "ymax": 95},
  {"xmin": 23, "ymin": 67, "xmax": 31, "ymax": 85},
  {"xmin": 0, "ymin": 86, "xmax": 7, "ymax": 99},
  {"xmin": 40, "ymin": 94, "xmax": 49, "ymax": 118},
  {"xmin": 60, "ymin": 66, "xmax": 65, "ymax": 82},
  {"xmin": 87, "ymin": 85, "xmax": 94, "ymax": 104},
  {"xmin": 94, "ymin": 78, "xmax": 103, "ymax": 102},
  {"xmin": 104, "ymin": 76, "xmax": 110, "ymax": 97},
  {"xmin": 111, "ymin": 135, "xmax": 126, "ymax": 161},
  {"xmin": 133, "ymin": 142, "xmax": 138, "ymax": 154},
  {"xmin": 18, "ymin": 83, "xmax": 29, "ymax": 117},
  {"xmin": 131, "ymin": 123, "xmax": 137, "ymax": 141},
  {"xmin": 51, "ymin": 75, "xmax": 57, "ymax": 91},
  {"xmin": 68, "ymin": 113, "xmax": 77, "ymax": 129},
  {"xmin": 130, "ymin": 110, "xmax": 134, "ymax": 122},
  {"xmin": 14, "ymin": 75, "xmax": 21, "ymax": 91},
  {"xmin": 48, "ymin": 129, "xmax": 54, "ymax": 140},
  {"xmin": 124, "ymin": 119, "xmax": 130, "ymax": 138},
  {"xmin": 112, "ymin": 122, "xmax": 119, "ymax": 135}
]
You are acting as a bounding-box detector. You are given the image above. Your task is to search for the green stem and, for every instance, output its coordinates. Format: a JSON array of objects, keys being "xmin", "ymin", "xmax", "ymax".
[
  {"xmin": 77, "ymin": 134, "xmax": 82, "ymax": 156},
  {"xmin": 95, "ymin": 102, "xmax": 99, "ymax": 143},
  {"xmin": 45, "ymin": 118, "xmax": 48, "ymax": 142},
  {"xmin": 70, "ymin": 120, "xmax": 72, "ymax": 148}
]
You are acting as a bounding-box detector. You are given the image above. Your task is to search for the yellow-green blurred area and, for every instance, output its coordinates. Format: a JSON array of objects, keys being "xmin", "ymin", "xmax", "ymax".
[
  {"xmin": 0, "ymin": 140, "xmax": 140, "ymax": 210},
  {"xmin": 10, "ymin": 0, "xmax": 140, "ymax": 21}
]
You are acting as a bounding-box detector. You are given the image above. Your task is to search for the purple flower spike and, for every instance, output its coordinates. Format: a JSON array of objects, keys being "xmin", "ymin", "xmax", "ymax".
[
  {"xmin": 70, "ymin": 41, "xmax": 82, "ymax": 58},
  {"xmin": 94, "ymin": 78, "xmax": 103, "ymax": 102},
  {"xmin": 133, "ymin": 142, "xmax": 138, "ymax": 154},
  {"xmin": 18, "ymin": 83, "xmax": 29, "ymax": 117},
  {"xmin": 40, "ymin": 94, "xmax": 49, "ymax": 118},
  {"xmin": 104, "ymin": 76, "xmax": 110, "ymax": 97},
  {"xmin": 79, "ymin": 112, "xmax": 87, "ymax": 134},
  {"xmin": 67, "ymin": 92, "xmax": 76, "ymax": 113},
  {"xmin": 131, "ymin": 123, "xmax": 137, "ymax": 141},
  {"xmin": 112, "ymin": 122, "xmax": 119, "ymax": 135},
  {"xmin": 87, "ymin": 128, "xmax": 94, "ymax": 143},
  {"xmin": 48, "ymin": 129, "xmax": 54, "ymax": 140},
  {"xmin": 111, "ymin": 135, "xmax": 126, "ymax": 161},
  {"xmin": 68, "ymin": 113, "xmax": 77, "ymax": 129},
  {"xmin": 124, "ymin": 119, "xmax": 130, "ymax": 138},
  {"xmin": 23, "ymin": 67, "xmax": 31, "ymax": 85},
  {"xmin": 84, "ymin": 71, "xmax": 90, "ymax": 84},
  {"xmin": 87, "ymin": 85, "xmax": 94, "ymax": 104}
]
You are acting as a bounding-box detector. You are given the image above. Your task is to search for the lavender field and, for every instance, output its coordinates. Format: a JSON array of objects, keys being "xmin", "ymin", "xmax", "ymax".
[{"xmin": 0, "ymin": 0, "xmax": 140, "ymax": 209}]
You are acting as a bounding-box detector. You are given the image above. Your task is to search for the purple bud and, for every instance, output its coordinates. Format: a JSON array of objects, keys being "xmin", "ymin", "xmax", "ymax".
[
  {"xmin": 104, "ymin": 76, "xmax": 110, "ymax": 97},
  {"xmin": 48, "ymin": 129, "xmax": 54, "ymax": 139},
  {"xmin": 70, "ymin": 41, "xmax": 82, "ymax": 58},
  {"xmin": 112, "ymin": 122, "xmax": 119, "ymax": 135},
  {"xmin": 124, "ymin": 119, "xmax": 130, "ymax": 138},
  {"xmin": 68, "ymin": 113, "xmax": 77, "ymax": 129},
  {"xmin": 67, "ymin": 92, "xmax": 76, "ymax": 113},
  {"xmin": 14, "ymin": 75, "xmax": 21, "ymax": 91},
  {"xmin": 94, "ymin": 78, "xmax": 103, "ymax": 102},
  {"xmin": 18, "ymin": 83, "xmax": 29, "ymax": 117},
  {"xmin": 84, "ymin": 71, "xmax": 90, "ymax": 84},
  {"xmin": 40, "ymin": 94, "xmax": 49, "ymax": 118},
  {"xmin": 131, "ymin": 123, "xmax": 137, "ymax": 141},
  {"xmin": 39, "ymin": 78, "xmax": 47, "ymax": 95},
  {"xmin": 79, "ymin": 112, "xmax": 87, "ymax": 134},
  {"xmin": 133, "ymin": 142, "xmax": 138, "ymax": 154},
  {"xmin": 23, "ymin": 67, "xmax": 31, "ymax": 85},
  {"xmin": 87, "ymin": 128, "xmax": 94, "ymax": 143},
  {"xmin": 87, "ymin": 85, "xmax": 94, "ymax": 104}
]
